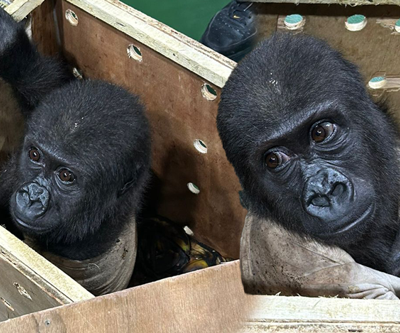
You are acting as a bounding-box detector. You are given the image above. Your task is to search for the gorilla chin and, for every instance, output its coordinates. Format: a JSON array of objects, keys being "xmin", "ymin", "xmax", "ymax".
[
  {"xmin": 12, "ymin": 216, "xmax": 53, "ymax": 234},
  {"xmin": 310, "ymin": 203, "xmax": 375, "ymax": 244}
]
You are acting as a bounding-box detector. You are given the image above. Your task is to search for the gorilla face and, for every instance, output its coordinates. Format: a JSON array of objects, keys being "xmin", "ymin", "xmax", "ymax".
[
  {"xmin": 217, "ymin": 34, "xmax": 400, "ymax": 266},
  {"xmin": 9, "ymin": 80, "xmax": 151, "ymax": 247},
  {"xmin": 252, "ymin": 100, "xmax": 378, "ymax": 244}
]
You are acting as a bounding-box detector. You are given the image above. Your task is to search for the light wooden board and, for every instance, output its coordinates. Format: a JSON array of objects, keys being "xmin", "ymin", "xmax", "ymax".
[
  {"xmin": 0, "ymin": 226, "xmax": 93, "ymax": 322},
  {"xmin": 6, "ymin": 0, "xmax": 45, "ymax": 22},
  {"xmin": 242, "ymin": 323, "xmax": 400, "ymax": 332},
  {"xmin": 0, "ymin": 261, "xmax": 248, "ymax": 333},
  {"xmin": 3, "ymin": 258, "xmax": 400, "ymax": 332},
  {"xmin": 241, "ymin": 295, "xmax": 400, "ymax": 332}
]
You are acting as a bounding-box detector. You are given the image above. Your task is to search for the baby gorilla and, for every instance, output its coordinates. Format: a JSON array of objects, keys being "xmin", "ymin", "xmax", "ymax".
[
  {"xmin": 217, "ymin": 33, "xmax": 400, "ymax": 275},
  {"xmin": 0, "ymin": 8, "xmax": 150, "ymax": 294}
]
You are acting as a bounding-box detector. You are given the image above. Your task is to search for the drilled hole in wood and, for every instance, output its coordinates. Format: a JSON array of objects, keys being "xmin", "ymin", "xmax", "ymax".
[
  {"xmin": 72, "ymin": 67, "xmax": 83, "ymax": 80},
  {"xmin": 396, "ymin": 19, "xmax": 400, "ymax": 33},
  {"xmin": 0, "ymin": 297, "xmax": 14, "ymax": 311},
  {"xmin": 14, "ymin": 282, "xmax": 32, "ymax": 300},
  {"xmin": 284, "ymin": 14, "xmax": 305, "ymax": 30},
  {"xmin": 65, "ymin": 9, "xmax": 79, "ymax": 26},
  {"xmin": 187, "ymin": 182, "xmax": 200, "ymax": 194},
  {"xmin": 201, "ymin": 84, "xmax": 217, "ymax": 101},
  {"xmin": 184, "ymin": 226, "xmax": 194, "ymax": 236},
  {"xmin": 193, "ymin": 139, "xmax": 208, "ymax": 154},
  {"xmin": 127, "ymin": 44, "xmax": 142, "ymax": 62},
  {"xmin": 345, "ymin": 14, "xmax": 367, "ymax": 31},
  {"xmin": 368, "ymin": 76, "xmax": 387, "ymax": 89}
]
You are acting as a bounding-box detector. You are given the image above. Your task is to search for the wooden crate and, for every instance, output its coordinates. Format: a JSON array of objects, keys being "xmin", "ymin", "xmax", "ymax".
[{"xmin": 1, "ymin": 0, "xmax": 400, "ymax": 331}]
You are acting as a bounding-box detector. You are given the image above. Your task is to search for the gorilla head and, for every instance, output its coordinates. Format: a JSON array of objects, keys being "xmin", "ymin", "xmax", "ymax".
[
  {"xmin": 8, "ymin": 80, "xmax": 151, "ymax": 258},
  {"xmin": 0, "ymin": 7, "xmax": 151, "ymax": 264},
  {"xmin": 217, "ymin": 33, "xmax": 400, "ymax": 271}
]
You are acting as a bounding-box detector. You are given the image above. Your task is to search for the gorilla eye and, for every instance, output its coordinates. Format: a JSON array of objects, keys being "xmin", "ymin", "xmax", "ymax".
[
  {"xmin": 311, "ymin": 122, "xmax": 336, "ymax": 143},
  {"xmin": 29, "ymin": 148, "xmax": 40, "ymax": 162},
  {"xmin": 59, "ymin": 169, "xmax": 75, "ymax": 182},
  {"xmin": 265, "ymin": 151, "xmax": 290, "ymax": 169}
]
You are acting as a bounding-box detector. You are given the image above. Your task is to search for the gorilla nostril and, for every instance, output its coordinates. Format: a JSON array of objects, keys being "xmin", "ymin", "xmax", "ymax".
[
  {"xmin": 16, "ymin": 191, "xmax": 30, "ymax": 208},
  {"xmin": 310, "ymin": 195, "xmax": 330, "ymax": 207},
  {"xmin": 331, "ymin": 183, "xmax": 345, "ymax": 197}
]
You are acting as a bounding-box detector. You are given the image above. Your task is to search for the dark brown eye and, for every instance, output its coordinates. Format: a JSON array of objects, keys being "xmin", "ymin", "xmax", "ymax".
[
  {"xmin": 59, "ymin": 169, "xmax": 75, "ymax": 182},
  {"xmin": 311, "ymin": 122, "xmax": 336, "ymax": 143},
  {"xmin": 29, "ymin": 148, "xmax": 40, "ymax": 162},
  {"xmin": 265, "ymin": 151, "xmax": 290, "ymax": 169}
]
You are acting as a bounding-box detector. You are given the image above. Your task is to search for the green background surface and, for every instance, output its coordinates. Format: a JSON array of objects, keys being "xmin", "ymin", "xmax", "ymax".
[{"xmin": 121, "ymin": 0, "xmax": 231, "ymax": 41}]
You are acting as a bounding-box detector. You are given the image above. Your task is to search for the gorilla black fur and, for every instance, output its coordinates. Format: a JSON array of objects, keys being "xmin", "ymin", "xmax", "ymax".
[
  {"xmin": 217, "ymin": 33, "xmax": 400, "ymax": 274},
  {"xmin": 0, "ymin": 8, "xmax": 150, "ymax": 260}
]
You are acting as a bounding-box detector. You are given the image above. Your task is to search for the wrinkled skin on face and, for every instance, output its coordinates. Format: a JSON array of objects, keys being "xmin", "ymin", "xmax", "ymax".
[{"xmin": 217, "ymin": 33, "xmax": 400, "ymax": 273}]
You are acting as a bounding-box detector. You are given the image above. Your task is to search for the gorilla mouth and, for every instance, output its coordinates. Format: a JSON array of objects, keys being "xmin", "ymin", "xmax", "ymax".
[
  {"xmin": 333, "ymin": 203, "xmax": 375, "ymax": 235},
  {"xmin": 13, "ymin": 216, "xmax": 51, "ymax": 233}
]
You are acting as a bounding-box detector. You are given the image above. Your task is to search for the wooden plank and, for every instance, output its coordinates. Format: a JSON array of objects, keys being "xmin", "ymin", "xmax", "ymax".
[
  {"xmin": 0, "ymin": 251, "xmax": 66, "ymax": 321},
  {"xmin": 242, "ymin": 323, "xmax": 400, "ymax": 332},
  {"xmin": 52, "ymin": 1, "xmax": 246, "ymax": 258},
  {"xmin": 0, "ymin": 226, "xmax": 93, "ymax": 321},
  {"xmin": 5, "ymin": 0, "xmax": 45, "ymax": 22},
  {"xmin": 64, "ymin": 0, "xmax": 235, "ymax": 88},
  {"xmin": 30, "ymin": 0, "xmax": 61, "ymax": 56},
  {"xmin": 2, "ymin": 260, "xmax": 400, "ymax": 332},
  {"xmin": 240, "ymin": 295, "xmax": 400, "ymax": 332},
  {"xmin": 256, "ymin": 3, "xmax": 400, "ymax": 120},
  {"xmin": 0, "ymin": 261, "xmax": 248, "ymax": 333},
  {"xmin": 248, "ymin": 296, "xmax": 400, "ymax": 322},
  {"xmin": 0, "ymin": 80, "xmax": 24, "ymax": 161}
]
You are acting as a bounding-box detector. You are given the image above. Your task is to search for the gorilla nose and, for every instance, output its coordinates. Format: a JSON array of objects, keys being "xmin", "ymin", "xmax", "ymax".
[
  {"xmin": 303, "ymin": 168, "xmax": 353, "ymax": 220},
  {"xmin": 309, "ymin": 183, "xmax": 346, "ymax": 207},
  {"xmin": 15, "ymin": 183, "xmax": 50, "ymax": 221}
]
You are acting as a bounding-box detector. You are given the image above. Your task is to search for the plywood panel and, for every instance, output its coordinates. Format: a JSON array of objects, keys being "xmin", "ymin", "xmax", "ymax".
[
  {"xmin": 0, "ymin": 227, "xmax": 93, "ymax": 322},
  {"xmin": 2, "ymin": 260, "xmax": 400, "ymax": 332},
  {"xmin": 256, "ymin": 4, "xmax": 400, "ymax": 122},
  {"xmin": 0, "ymin": 261, "xmax": 248, "ymax": 333},
  {"xmin": 42, "ymin": 1, "xmax": 246, "ymax": 258}
]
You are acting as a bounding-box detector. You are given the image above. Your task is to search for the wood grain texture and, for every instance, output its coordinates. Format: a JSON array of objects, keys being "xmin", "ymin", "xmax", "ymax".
[
  {"xmin": 65, "ymin": 0, "xmax": 235, "ymax": 88},
  {"xmin": 31, "ymin": 0, "xmax": 60, "ymax": 56},
  {"xmin": 256, "ymin": 4, "xmax": 400, "ymax": 122},
  {"xmin": 242, "ymin": 323, "xmax": 400, "ymax": 332},
  {"xmin": 249, "ymin": 295, "xmax": 400, "ymax": 322},
  {"xmin": 0, "ymin": 261, "xmax": 248, "ymax": 333},
  {"xmin": 5, "ymin": 0, "xmax": 45, "ymax": 22},
  {"xmin": 0, "ymin": 227, "xmax": 94, "ymax": 302},
  {"xmin": 0, "ymin": 80, "xmax": 24, "ymax": 162},
  {"xmin": 0, "ymin": 226, "xmax": 93, "ymax": 322},
  {"xmin": 48, "ymin": 1, "xmax": 246, "ymax": 258},
  {"xmin": 240, "ymin": 295, "xmax": 400, "ymax": 332}
]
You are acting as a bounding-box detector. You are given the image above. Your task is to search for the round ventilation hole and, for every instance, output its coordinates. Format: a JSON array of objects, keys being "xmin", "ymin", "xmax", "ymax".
[
  {"xmin": 193, "ymin": 139, "xmax": 208, "ymax": 154},
  {"xmin": 187, "ymin": 182, "xmax": 200, "ymax": 195},
  {"xmin": 65, "ymin": 9, "xmax": 78, "ymax": 26},
  {"xmin": 201, "ymin": 83, "xmax": 217, "ymax": 101},
  {"xmin": 127, "ymin": 44, "xmax": 142, "ymax": 62}
]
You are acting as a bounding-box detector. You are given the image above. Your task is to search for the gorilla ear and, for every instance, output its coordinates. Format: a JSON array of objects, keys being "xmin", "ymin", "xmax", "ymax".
[{"xmin": 117, "ymin": 165, "xmax": 143, "ymax": 197}]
